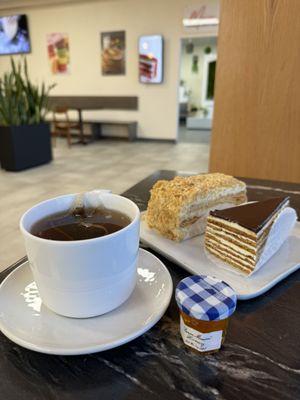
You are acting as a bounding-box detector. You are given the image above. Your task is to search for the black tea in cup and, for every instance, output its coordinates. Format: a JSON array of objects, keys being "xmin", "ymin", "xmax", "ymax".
[{"xmin": 31, "ymin": 207, "xmax": 131, "ymax": 241}]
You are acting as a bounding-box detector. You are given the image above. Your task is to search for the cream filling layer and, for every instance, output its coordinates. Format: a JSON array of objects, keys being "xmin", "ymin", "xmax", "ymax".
[
  {"xmin": 206, "ymin": 222, "xmax": 257, "ymax": 245},
  {"xmin": 178, "ymin": 199, "xmax": 247, "ymax": 240},
  {"xmin": 206, "ymin": 244, "xmax": 253, "ymax": 273},
  {"xmin": 180, "ymin": 200, "xmax": 245, "ymax": 227},
  {"xmin": 205, "ymin": 225, "xmax": 269, "ymax": 256},
  {"xmin": 205, "ymin": 240, "xmax": 256, "ymax": 269},
  {"xmin": 205, "ymin": 236, "xmax": 257, "ymax": 265},
  {"xmin": 205, "ymin": 232, "xmax": 257, "ymax": 260},
  {"xmin": 205, "ymin": 226, "xmax": 257, "ymax": 253},
  {"xmin": 179, "ymin": 215, "xmax": 208, "ymax": 240},
  {"xmin": 180, "ymin": 190, "xmax": 247, "ymax": 218}
]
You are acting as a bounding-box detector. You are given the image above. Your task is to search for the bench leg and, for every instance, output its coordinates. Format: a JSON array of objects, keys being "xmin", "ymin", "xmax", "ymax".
[
  {"xmin": 91, "ymin": 123, "xmax": 102, "ymax": 140},
  {"xmin": 127, "ymin": 122, "xmax": 137, "ymax": 142}
]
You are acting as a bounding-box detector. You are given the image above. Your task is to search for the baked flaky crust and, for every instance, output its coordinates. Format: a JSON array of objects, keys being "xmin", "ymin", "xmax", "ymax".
[{"xmin": 146, "ymin": 173, "xmax": 247, "ymax": 241}]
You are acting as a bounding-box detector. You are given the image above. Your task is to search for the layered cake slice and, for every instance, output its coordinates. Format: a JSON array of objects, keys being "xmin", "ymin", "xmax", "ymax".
[
  {"xmin": 205, "ymin": 197, "xmax": 290, "ymax": 274},
  {"xmin": 146, "ymin": 173, "xmax": 247, "ymax": 241}
]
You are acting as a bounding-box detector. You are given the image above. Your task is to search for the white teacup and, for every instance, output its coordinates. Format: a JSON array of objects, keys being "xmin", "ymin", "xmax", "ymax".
[{"xmin": 20, "ymin": 193, "xmax": 140, "ymax": 318}]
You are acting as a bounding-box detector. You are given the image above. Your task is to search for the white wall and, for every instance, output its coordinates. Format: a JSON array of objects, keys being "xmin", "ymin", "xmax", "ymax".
[
  {"xmin": 180, "ymin": 38, "xmax": 217, "ymax": 110},
  {"xmin": 0, "ymin": 0, "xmax": 219, "ymax": 139}
]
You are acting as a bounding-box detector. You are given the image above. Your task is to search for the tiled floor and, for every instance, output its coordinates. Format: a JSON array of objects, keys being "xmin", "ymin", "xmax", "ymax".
[
  {"xmin": 0, "ymin": 138, "xmax": 209, "ymax": 271},
  {"xmin": 178, "ymin": 125, "xmax": 211, "ymax": 144}
]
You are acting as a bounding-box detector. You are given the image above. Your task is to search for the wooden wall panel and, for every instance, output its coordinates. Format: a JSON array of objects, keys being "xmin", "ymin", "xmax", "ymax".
[{"xmin": 209, "ymin": 0, "xmax": 300, "ymax": 183}]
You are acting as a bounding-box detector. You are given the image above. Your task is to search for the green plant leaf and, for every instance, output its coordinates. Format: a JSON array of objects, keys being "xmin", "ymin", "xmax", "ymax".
[{"xmin": 0, "ymin": 57, "xmax": 55, "ymax": 126}]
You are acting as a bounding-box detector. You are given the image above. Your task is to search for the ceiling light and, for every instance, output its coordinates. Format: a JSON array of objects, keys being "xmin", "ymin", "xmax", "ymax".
[{"xmin": 183, "ymin": 18, "xmax": 219, "ymax": 27}]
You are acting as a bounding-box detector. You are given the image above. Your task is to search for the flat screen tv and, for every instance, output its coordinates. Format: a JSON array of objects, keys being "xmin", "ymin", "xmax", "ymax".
[
  {"xmin": 139, "ymin": 35, "xmax": 163, "ymax": 84},
  {"xmin": 0, "ymin": 15, "xmax": 31, "ymax": 55}
]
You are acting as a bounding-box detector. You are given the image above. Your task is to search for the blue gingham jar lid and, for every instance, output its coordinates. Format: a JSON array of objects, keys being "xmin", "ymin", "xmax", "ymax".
[{"xmin": 175, "ymin": 275, "xmax": 237, "ymax": 321}]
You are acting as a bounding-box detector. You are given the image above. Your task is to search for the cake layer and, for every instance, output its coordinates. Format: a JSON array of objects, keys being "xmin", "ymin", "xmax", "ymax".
[
  {"xmin": 205, "ymin": 239, "xmax": 256, "ymax": 268},
  {"xmin": 207, "ymin": 202, "xmax": 287, "ymax": 241},
  {"xmin": 205, "ymin": 224, "xmax": 270, "ymax": 271},
  {"xmin": 205, "ymin": 244, "xmax": 254, "ymax": 274},
  {"xmin": 169, "ymin": 198, "xmax": 246, "ymax": 241},
  {"xmin": 180, "ymin": 192, "xmax": 247, "ymax": 219},
  {"xmin": 206, "ymin": 217, "xmax": 257, "ymax": 240},
  {"xmin": 210, "ymin": 197, "xmax": 289, "ymax": 233},
  {"xmin": 206, "ymin": 225, "xmax": 256, "ymax": 251},
  {"xmin": 205, "ymin": 222, "xmax": 271, "ymax": 253},
  {"xmin": 205, "ymin": 231, "xmax": 257, "ymax": 259},
  {"xmin": 207, "ymin": 237, "xmax": 267, "ymax": 269},
  {"xmin": 180, "ymin": 199, "xmax": 245, "ymax": 229},
  {"xmin": 179, "ymin": 193, "xmax": 247, "ymax": 225},
  {"xmin": 176, "ymin": 214, "xmax": 208, "ymax": 241},
  {"xmin": 205, "ymin": 230, "xmax": 268, "ymax": 268},
  {"xmin": 205, "ymin": 234, "xmax": 258, "ymax": 264},
  {"xmin": 205, "ymin": 243, "xmax": 254, "ymax": 274}
]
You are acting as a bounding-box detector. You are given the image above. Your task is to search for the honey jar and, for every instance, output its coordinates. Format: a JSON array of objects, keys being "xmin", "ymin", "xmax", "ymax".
[{"xmin": 175, "ymin": 275, "xmax": 237, "ymax": 354}]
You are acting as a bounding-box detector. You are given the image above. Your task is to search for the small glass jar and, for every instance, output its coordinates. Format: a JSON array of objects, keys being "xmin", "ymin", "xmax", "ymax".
[{"xmin": 175, "ymin": 275, "xmax": 237, "ymax": 354}]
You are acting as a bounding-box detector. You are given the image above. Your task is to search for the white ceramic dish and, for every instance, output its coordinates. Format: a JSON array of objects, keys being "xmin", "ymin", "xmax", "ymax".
[
  {"xmin": 140, "ymin": 214, "xmax": 300, "ymax": 300},
  {"xmin": 0, "ymin": 249, "xmax": 172, "ymax": 355}
]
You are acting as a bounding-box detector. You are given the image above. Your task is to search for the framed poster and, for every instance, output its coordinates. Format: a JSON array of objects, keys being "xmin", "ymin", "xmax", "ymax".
[
  {"xmin": 139, "ymin": 35, "xmax": 163, "ymax": 84},
  {"xmin": 0, "ymin": 15, "xmax": 30, "ymax": 55},
  {"xmin": 101, "ymin": 31, "xmax": 125, "ymax": 75},
  {"xmin": 47, "ymin": 33, "xmax": 70, "ymax": 74}
]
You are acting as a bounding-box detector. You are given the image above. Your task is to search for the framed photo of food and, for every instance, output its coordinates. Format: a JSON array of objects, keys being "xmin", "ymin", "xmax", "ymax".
[
  {"xmin": 139, "ymin": 35, "xmax": 163, "ymax": 84},
  {"xmin": 47, "ymin": 33, "xmax": 70, "ymax": 75},
  {"xmin": 101, "ymin": 31, "xmax": 126, "ymax": 75}
]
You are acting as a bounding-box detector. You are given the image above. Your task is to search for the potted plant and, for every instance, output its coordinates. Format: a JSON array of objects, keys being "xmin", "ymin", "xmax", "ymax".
[
  {"xmin": 0, "ymin": 58, "xmax": 55, "ymax": 171},
  {"xmin": 199, "ymin": 106, "xmax": 209, "ymax": 118}
]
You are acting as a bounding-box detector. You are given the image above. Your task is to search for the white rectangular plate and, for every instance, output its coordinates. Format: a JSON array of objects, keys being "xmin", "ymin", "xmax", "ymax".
[{"xmin": 140, "ymin": 214, "xmax": 300, "ymax": 300}]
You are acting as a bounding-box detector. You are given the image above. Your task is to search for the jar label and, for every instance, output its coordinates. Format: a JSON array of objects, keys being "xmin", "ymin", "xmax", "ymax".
[{"xmin": 180, "ymin": 317, "xmax": 222, "ymax": 352}]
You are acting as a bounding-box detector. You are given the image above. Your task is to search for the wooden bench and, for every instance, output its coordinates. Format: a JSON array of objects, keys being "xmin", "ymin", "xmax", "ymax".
[
  {"xmin": 47, "ymin": 118, "xmax": 138, "ymax": 142},
  {"xmin": 48, "ymin": 96, "xmax": 139, "ymax": 144}
]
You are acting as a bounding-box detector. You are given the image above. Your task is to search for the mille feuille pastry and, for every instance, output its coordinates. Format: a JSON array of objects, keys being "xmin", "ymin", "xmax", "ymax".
[
  {"xmin": 146, "ymin": 173, "xmax": 247, "ymax": 241},
  {"xmin": 205, "ymin": 197, "xmax": 290, "ymax": 275}
]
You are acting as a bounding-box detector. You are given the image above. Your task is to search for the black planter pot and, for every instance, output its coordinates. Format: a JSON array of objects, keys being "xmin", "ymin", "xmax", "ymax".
[{"xmin": 0, "ymin": 123, "xmax": 52, "ymax": 171}]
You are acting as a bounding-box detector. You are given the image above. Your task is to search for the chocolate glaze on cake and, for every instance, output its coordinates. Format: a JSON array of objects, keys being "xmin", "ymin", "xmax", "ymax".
[{"xmin": 210, "ymin": 197, "xmax": 289, "ymax": 233}]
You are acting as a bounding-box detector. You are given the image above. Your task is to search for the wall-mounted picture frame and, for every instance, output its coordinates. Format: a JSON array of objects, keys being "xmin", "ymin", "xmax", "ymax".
[
  {"xmin": 0, "ymin": 14, "xmax": 31, "ymax": 55},
  {"xmin": 101, "ymin": 31, "xmax": 126, "ymax": 75},
  {"xmin": 139, "ymin": 35, "xmax": 163, "ymax": 84},
  {"xmin": 47, "ymin": 33, "xmax": 70, "ymax": 75}
]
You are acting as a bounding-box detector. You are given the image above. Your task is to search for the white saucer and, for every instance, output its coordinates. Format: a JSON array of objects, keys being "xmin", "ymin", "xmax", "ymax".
[{"xmin": 0, "ymin": 248, "xmax": 173, "ymax": 355}]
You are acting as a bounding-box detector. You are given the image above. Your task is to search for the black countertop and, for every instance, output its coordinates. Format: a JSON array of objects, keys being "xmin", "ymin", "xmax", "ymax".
[{"xmin": 1, "ymin": 170, "xmax": 300, "ymax": 400}]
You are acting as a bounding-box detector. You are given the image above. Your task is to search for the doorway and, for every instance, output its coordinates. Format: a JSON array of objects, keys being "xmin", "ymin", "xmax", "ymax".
[{"xmin": 177, "ymin": 36, "xmax": 217, "ymax": 143}]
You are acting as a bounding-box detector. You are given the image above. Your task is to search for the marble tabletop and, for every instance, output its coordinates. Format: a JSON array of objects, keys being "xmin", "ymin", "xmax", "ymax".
[{"xmin": 0, "ymin": 170, "xmax": 299, "ymax": 400}]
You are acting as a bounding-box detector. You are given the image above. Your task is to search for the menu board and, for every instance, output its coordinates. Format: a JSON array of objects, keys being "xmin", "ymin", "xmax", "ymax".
[{"xmin": 139, "ymin": 35, "xmax": 163, "ymax": 84}]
